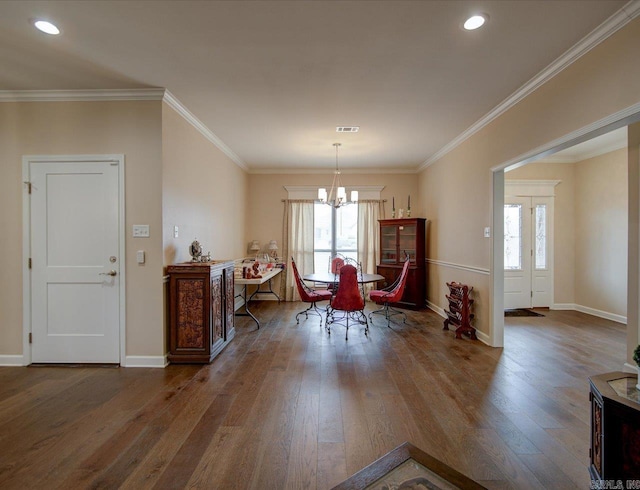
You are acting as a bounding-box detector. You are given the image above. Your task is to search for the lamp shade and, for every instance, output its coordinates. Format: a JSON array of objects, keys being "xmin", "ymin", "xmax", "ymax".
[
  {"xmin": 250, "ymin": 240, "xmax": 260, "ymax": 251},
  {"xmin": 268, "ymin": 240, "xmax": 278, "ymax": 251},
  {"xmin": 350, "ymin": 190, "xmax": 358, "ymax": 202},
  {"xmin": 318, "ymin": 188, "xmax": 327, "ymax": 202}
]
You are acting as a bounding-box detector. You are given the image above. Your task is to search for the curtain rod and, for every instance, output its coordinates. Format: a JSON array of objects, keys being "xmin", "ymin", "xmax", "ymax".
[{"xmin": 281, "ymin": 199, "xmax": 388, "ymax": 202}]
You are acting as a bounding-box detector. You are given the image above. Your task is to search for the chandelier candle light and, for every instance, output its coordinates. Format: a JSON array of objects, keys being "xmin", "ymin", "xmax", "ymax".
[{"xmin": 318, "ymin": 143, "xmax": 358, "ymax": 208}]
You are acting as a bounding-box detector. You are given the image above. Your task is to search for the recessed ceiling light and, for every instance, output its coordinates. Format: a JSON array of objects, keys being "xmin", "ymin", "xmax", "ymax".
[
  {"xmin": 463, "ymin": 14, "xmax": 487, "ymax": 31},
  {"xmin": 34, "ymin": 20, "xmax": 60, "ymax": 35}
]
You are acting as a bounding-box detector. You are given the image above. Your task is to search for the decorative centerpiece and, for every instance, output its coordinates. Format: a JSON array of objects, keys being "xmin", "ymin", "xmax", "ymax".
[
  {"xmin": 189, "ymin": 239, "xmax": 211, "ymax": 262},
  {"xmin": 190, "ymin": 239, "xmax": 202, "ymax": 262}
]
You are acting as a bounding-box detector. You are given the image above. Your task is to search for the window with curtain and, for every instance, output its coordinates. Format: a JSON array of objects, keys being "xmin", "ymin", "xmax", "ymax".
[{"xmin": 313, "ymin": 203, "xmax": 358, "ymax": 272}]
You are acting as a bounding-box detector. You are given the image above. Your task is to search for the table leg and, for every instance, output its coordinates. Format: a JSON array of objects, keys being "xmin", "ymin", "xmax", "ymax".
[
  {"xmin": 248, "ymin": 278, "xmax": 281, "ymax": 303},
  {"xmin": 234, "ymin": 285, "xmax": 260, "ymax": 329}
]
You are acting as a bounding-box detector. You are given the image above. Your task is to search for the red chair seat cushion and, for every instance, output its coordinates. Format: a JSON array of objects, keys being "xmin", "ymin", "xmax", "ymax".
[
  {"xmin": 307, "ymin": 289, "xmax": 332, "ymax": 301},
  {"xmin": 369, "ymin": 289, "xmax": 391, "ymax": 304}
]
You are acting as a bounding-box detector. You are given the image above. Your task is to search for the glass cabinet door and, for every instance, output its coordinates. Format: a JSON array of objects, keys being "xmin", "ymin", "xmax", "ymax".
[
  {"xmin": 380, "ymin": 224, "xmax": 397, "ymax": 264},
  {"xmin": 398, "ymin": 224, "xmax": 416, "ymax": 263}
]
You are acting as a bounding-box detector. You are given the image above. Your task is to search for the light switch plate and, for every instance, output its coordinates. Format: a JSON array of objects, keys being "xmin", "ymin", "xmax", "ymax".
[
  {"xmin": 136, "ymin": 250, "xmax": 145, "ymax": 264},
  {"xmin": 484, "ymin": 227, "xmax": 491, "ymax": 238},
  {"xmin": 174, "ymin": 225, "xmax": 179, "ymax": 238},
  {"xmin": 133, "ymin": 224, "xmax": 150, "ymax": 238}
]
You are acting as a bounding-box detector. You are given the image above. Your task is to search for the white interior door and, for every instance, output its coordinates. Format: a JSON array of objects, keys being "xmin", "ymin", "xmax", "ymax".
[
  {"xmin": 504, "ymin": 196, "xmax": 553, "ymax": 309},
  {"xmin": 504, "ymin": 197, "xmax": 532, "ymax": 308},
  {"xmin": 30, "ymin": 160, "xmax": 121, "ymax": 363}
]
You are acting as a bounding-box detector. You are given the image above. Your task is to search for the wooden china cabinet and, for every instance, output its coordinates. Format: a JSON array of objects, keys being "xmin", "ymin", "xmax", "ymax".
[
  {"xmin": 166, "ymin": 260, "xmax": 235, "ymax": 363},
  {"xmin": 377, "ymin": 218, "xmax": 426, "ymax": 309}
]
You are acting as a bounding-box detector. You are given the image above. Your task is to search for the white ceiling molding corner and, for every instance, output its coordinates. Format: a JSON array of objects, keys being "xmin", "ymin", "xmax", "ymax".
[
  {"xmin": 162, "ymin": 90, "xmax": 247, "ymax": 171},
  {"xmin": 573, "ymin": 139, "xmax": 628, "ymax": 162},
  {"xmin": 417, "ymin": 1, "xmax": 640, "ymax": 173},
  {"xmin": 494, "ymin": 100, "xmax": 640, "ymax": 172},
  {"xmin": 0, "ymin": 88, "xmax": 166, "ymax": 102},
  {"xmin": 505, "ymin": 180, "xmax": 561, "ymax": 197}
]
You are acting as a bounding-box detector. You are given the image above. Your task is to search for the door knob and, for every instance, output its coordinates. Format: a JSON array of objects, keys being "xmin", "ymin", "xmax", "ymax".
[{"xmin": 99, "ymin": 270, "xmax": 117, "ymax": 276}]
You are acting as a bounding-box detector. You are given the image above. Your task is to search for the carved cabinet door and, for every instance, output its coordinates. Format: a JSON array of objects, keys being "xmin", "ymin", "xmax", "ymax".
[
  {"xmin": 224, "ymin": 265, "xmax": 235, "ymax": 341},
  {"xmin": 211, "ymin": 272, "xmax": 224, "ymax": 349}
]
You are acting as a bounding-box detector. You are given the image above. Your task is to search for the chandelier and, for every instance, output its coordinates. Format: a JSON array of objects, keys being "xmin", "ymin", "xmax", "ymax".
[{"xmin": 318, "ymin": 143, "xmax": 358, "ymax": 208}]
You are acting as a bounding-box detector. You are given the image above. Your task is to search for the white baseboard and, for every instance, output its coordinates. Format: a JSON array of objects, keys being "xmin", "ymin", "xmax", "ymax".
[
  {"xmin": 426, "ymin": 300, "xmax": 446, "ymax": 318},
  {"xmin": 426, "ymin": 300, "xmax": 491, "ymax": 346},
  {"xmin": 474, "ymin": 329, "xmax": 491, "ymax": 346},
  {"xmin": 123, "ymin": 355, "xmax": 168, "ymax": 368},
  {"xmin": 0, "ymin": 355, "xmax": 26, "ymax": 366},
  {"xmin": 575, "ymin": 304, "xmax": 626, "ymax": 324},
  {"xmin": 551, "ymin": 303, "xmax": 576, "ymax": 310},
  {"xmin": 551, "ymin": 303, "xmax": 627, "ymax": 324},
  {"xmin": 623, "ymin": 362, "xmax": 637, "ymax": 374}
]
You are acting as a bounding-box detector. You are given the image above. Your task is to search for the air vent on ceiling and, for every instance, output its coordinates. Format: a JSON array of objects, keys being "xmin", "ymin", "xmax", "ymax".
[{"xmin": 336, "ymin": 126, "xmax": 359, "ymax": 133}]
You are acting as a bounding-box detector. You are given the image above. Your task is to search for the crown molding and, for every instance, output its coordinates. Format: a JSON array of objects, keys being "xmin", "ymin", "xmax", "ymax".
[
  {"xmin": 418, "ymin": 0, "xmax": 640, "ymax": 172},
  {"xmin": 0, "ymin": 87, "xmax": 248, "ymax": 171},
  {"xmin": 161, "ymin": 90, "xmax": 247, "ymax": 171},
  {"xmin": 0, "ymin": 88, "xmax": 166, "ymax": 102},
  {"xmin": 249, "ymin": 167, "xmax": 417, "ymax": 175}
]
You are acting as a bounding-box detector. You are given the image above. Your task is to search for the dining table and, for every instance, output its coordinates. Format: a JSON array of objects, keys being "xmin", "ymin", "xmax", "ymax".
[{"xmin": 302, "ymin": 271, "xmax": 385, "ymax": 285}]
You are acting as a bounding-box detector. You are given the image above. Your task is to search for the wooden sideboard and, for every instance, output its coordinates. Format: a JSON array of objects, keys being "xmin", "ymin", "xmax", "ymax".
[
  {"xmin": 377, "ymin": 218, "xmax": 426, "ymax": 309},
  {"xmin": 589, "ymin": 371, "xmax": 640, "ymax": 484},
  {"xmin": 166, "ymin": 260, "xmax": 235, "ymax": 363}
]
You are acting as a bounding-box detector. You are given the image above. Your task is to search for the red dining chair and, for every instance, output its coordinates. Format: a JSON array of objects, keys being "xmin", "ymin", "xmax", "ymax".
[
  {"xmin": 291, "ymin": 257, "xmax": 333, "ymax": 326},
  {"xmin": 326, "ymin": 262, "xmax": 369, "ymax": 340},
  {"xmin": 368, "ymin": 256, "xmax": 411, "ymax": 327}
]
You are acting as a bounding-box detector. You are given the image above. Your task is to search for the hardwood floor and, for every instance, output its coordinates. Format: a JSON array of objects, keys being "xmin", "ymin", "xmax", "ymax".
[{"xmin": 0, "ymin": 304, "xmax": 627, "ymax": 489}]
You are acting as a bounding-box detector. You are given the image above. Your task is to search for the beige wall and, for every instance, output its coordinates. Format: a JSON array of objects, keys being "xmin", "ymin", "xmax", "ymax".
[
  {"xmin": 246, "ymin": 172, "xmax": 419, "ymax": 258},
  {"xmin": 161, "ymin": 103, "xmax": 248, "ymax": 265},
  {"xmin": 575, "ymin": 149, "xmax": 627, "ymax": 316},
  {"xmin": 506, "ymin": 162, "xmax": 577, "ymax": 305},
  {"xmin": 0, "ymin": 101, "xmax": 164, "ymax": 358},
  {"xmin": 420, "ymin": 16, "xmax": 640, "ymax": 349}
]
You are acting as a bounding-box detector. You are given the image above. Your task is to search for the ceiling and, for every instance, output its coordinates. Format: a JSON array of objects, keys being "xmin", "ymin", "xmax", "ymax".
[{"xmin": 0, "ymin": 1, "xmax": 630, "ymax": 172}]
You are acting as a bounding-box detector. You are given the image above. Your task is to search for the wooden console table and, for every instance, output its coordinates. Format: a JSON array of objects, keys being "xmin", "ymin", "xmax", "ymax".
[{"xmin": 166, "ymin": 260, "xmax": 235, "ymax": 364}]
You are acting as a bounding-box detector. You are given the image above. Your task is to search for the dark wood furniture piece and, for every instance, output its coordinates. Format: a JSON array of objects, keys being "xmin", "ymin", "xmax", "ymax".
[
  {"xmin": 166, "ymin": 260, "xmax": 235, "ymax": 363},
  {"xmin": 332, "ymin": 441, "xmax": 485, "ymax": 489},
  {"xmin": 377, "ymin": 218, "xmax": 426, "ymax": 309},
  {"xmin": 443, "ymin": 281, "xmax": 477, "ymax": 340},
  {"xmin": 589, "ymin": 372, "xmax": 640, "ymax": 485}
]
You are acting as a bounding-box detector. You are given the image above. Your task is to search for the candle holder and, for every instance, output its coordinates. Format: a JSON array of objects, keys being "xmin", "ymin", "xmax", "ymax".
[
  {"xmin": 392, "ymin": 210, "xmax": 396, "ymax": 218},
  {"xmin": 407, "ymin": 208, "xmax": 411, "ymax": 217}
]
